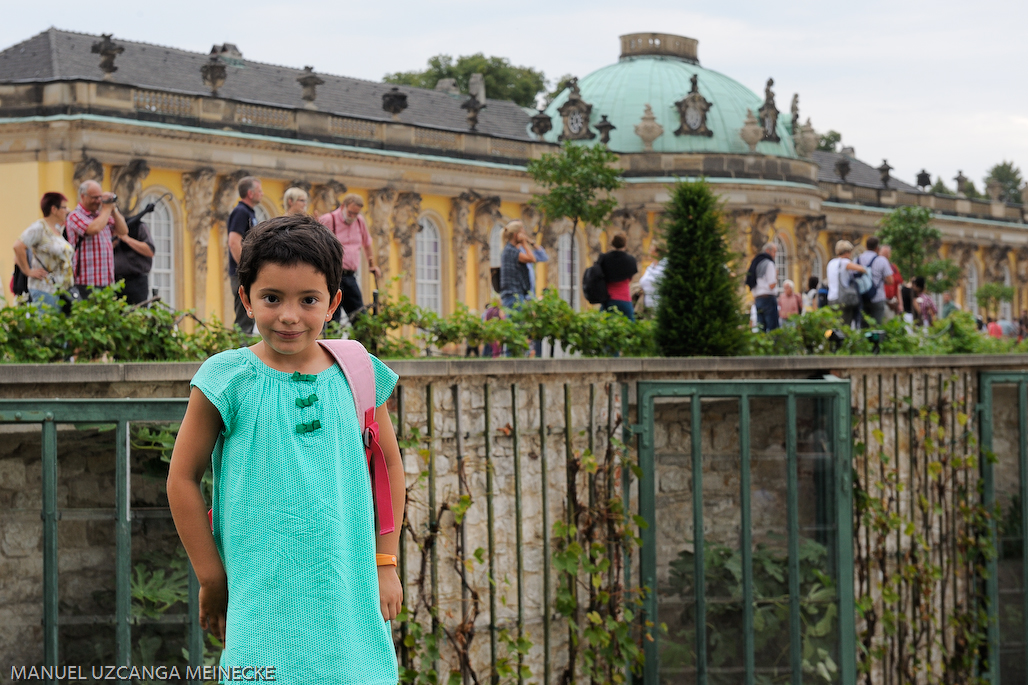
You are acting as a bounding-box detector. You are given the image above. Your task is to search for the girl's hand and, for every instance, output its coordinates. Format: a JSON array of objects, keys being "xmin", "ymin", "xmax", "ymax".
[
  {"xmin": 199, "ymin": 578, "xmax": 228, "ymax": 643},
  {"xmin": 27, "ymin": 268, "xmax": 48, "ymax": 280},
  {"xmin": 378, "ymin": 566, "xmax": 403, "ymax": 622}
]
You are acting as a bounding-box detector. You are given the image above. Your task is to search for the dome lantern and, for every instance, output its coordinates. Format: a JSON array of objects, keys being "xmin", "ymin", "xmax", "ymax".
[{"xmin": 620, "ymin": 32, "xmax": 698, "ymax": 64}]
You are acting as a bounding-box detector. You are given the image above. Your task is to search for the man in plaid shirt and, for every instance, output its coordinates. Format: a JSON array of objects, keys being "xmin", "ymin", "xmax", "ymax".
[{"xmin": 66, "ymin": 180, "xmax": 128, "ymax": 291}]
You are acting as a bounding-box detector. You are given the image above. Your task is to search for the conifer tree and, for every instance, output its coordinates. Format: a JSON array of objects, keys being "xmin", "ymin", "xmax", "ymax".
[{"xmin": 656, "ymin": 180, "xmax": 746, "ymax": 356}]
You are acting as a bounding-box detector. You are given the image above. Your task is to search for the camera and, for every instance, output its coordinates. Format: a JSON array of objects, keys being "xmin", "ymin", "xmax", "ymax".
[{"xmin": 102, "ymin": 194, "xmax": 118, "ymax": 205}]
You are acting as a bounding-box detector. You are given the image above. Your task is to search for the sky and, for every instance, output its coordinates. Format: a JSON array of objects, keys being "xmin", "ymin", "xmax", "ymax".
[{"xmin": 3, "ymin": 0, "xmax": 1026, "ymax": 191}]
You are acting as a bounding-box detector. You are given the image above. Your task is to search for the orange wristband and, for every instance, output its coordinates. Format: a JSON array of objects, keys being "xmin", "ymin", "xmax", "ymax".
[{"xmin": 376, "ymin": 553, "xmax": 397, "ymax": 567}]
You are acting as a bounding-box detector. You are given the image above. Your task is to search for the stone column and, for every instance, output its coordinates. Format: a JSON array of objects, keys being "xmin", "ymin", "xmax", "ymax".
[
  {"xmin": 793, "ymin": 215, "xmax": 826, "ymax": 284},
  {"xmin": 182, "ymin": 168, "xmax": 217, "ymax": 319},
  {"xmin": 367, "ymin": 187, "xmax": 398, "ymax": 284},
  {"xmin": 472, "ymin": 197, "xmax": 502, "ymax": 309},
  {"xmin": 450, "ymin": 191, "xmax": 479, "ymax": 305},
  {"xmin": 310, "ymin": 180, "xmax": 347, "ymax": 218},
  {"xmin": 392, "ymin": 192, "xmax": 422, "ymax": 299}
]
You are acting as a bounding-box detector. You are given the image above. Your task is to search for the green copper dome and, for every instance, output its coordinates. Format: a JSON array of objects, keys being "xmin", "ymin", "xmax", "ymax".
[{"xmin": 540, "ymin": 34, "xmax": 796, "ymax": 158}]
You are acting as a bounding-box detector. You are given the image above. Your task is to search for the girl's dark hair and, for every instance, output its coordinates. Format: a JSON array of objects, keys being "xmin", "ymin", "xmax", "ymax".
[
  {"xmin": 40, "ymin": 192, "xmax": 67, "ymax": 217},
  {"xmin": 611, "ymin": 233, "xmax": 627, "ymax": 250},
  {"xmin": 808, "ymin": 276, "xmax": 819, "ymax": 290},
  {"xmin": 913, "ymin": 275, "xmax": 926, "ymax": 291},
  {"xmin": 236, "ymin": 214, "xmax": 342, "ymax": 296}
]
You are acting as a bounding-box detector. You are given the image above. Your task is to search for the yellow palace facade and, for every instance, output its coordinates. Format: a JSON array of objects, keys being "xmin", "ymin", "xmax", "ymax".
[{"xmin": 1, "ymin": 29, "xmax": 1026, "ymax": 323}]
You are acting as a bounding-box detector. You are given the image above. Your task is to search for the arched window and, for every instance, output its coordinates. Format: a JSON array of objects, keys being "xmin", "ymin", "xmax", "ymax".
[
  {"xmin": 140, "ymin": 193, "xmax": 176, "ymax": 308},
  {"xmin": 489, "ymin": 222, "xmax": 504, "ymax": 268},
  {"xmin": 415, "ymin": 216, "xmax": 442, "ymax": 314},
  {"xmin": 811, "ymin": 247, "xmax": 825, "ymax": 287},
  {"xmin": 965, "ymin": 262, "xmax": 979, "ymax": 316},
  {"xmin": 1001, "ymin": 263, "xmax": 1013, "ymax": 321},
  {"xmin": 253, "ymin": 203, "xmax": 271, "ymax": 224},
  {"xmin": 558, "ymin": 232, "xmax": 580, "ymax": 310},
  {"xmin": 774, "ymin": 236, "xmax": 789, "ymax": 287}
]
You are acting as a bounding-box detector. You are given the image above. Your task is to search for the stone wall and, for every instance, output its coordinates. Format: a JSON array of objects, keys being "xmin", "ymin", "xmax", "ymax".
[{"xmin": 1, "ymin": 355, "xmax": 1027, "ymax": 681}]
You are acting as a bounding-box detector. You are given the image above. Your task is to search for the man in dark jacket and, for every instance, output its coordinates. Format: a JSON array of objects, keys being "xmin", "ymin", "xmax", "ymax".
[
  {"xmin": 746, "ymin": 242, "xmax": 779, "ymax": 331},
  {"xmin": 113, "ymin": 221, "xmax": 155, "ymax": 305},
  {"xmin": 226, "ymin": 176, "xmax": 262, "ymax": 332}
]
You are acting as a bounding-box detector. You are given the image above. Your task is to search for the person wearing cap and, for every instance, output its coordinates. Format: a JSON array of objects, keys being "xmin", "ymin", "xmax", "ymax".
[{"xmin": 825, "ymin": 239, "xmax": 868, "ymax": 327}]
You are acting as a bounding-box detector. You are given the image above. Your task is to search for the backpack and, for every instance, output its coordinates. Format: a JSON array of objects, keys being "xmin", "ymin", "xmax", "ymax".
[
  {"xmin": 816, "ymin": 285, "xmax": 829, "ymax": 309},
  {"xmin": 319, "ymin": 339, "xmax": 394, "ymax": 536},
  {"xmin": 858, "ymin": 255, "xmax": 879, "ymax": 305},
  {"xmin": 207, "ymin": 339, "xmax": 395, "ymax": 536},
  {"xmin": 745, "ymin": 253, "xmax": 774, "ymax": 290},
  {"xmin": 10, "ymin": 247, "xmax": 31, "ymax": 296},
  {"xmin": 582, "ymin": 262, "xmax": 608, "ymax": 304}
]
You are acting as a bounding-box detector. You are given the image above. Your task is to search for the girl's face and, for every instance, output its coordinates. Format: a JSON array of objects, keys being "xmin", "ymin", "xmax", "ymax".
[{"xmin": 240, "ymin": 261, "xmax": 342, "ymax": 362}]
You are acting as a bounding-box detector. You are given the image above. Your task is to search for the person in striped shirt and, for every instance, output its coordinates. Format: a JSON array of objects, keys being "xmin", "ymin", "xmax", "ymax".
[{"xmin": 65, "ymin": 180, "xmax": 128, "ymax": 294}]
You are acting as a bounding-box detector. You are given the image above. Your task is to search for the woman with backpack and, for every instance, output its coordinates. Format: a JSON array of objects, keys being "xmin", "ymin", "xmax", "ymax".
[
  {"xmin": 825, "ymin": 240, "xmax": 868, "ymax": 328},
  {"xmin": 596, "ymin": 233, "xmax": 638, "ymax": 321},
  {"xmin": 11, "ymin": 192, "xmax": 73, "ymax": 309}
]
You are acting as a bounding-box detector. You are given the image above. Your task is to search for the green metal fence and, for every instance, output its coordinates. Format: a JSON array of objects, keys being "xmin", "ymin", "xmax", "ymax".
[
  {"xmin": 635, "ymin": 379, "xmax": 855, "ymax": 685},
  {"xmin": 0, "ymin": 399, "xmax": 198, "ymax": 682},
  {"xmin": 980, "ymin": 372, "xmax": 1028, "ymax": 685}
]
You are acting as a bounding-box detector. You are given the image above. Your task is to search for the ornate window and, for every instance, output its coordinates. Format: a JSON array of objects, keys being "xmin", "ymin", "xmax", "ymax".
[
  {"xmin": 415, "ymin": 216, "xmax": 442, "ymax": 314},
  {"xmin": 558, "ymin": 232, "xmax": 580, "ymax": 310},
  {"xmin": 774, "ymin": 236, "xmax": 789, "ymax": 287},
  {"xmin": 1001, "ymin": 264, "xmax": 1013, "ymax": 321},
  {"xmin": 965, "ymin": 262, "xmax": 979, "ymax": 316},
  {"xmin": 489, "ymin": 222, "xmax": 504, "ymax": 268},
  {"xmin": 138, "ymin": 193, "xmax": 176, "ymax": 308},
  {"xmin": 811, "ymin": 246, "xmax": 825, "ymax": 286},
  {"xmin": 253, "ymin": 201, "xmax": 274, "ymax": 225}
]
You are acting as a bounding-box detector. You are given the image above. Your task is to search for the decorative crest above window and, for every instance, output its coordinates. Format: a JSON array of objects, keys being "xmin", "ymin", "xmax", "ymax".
[
  {"xmin": 557, "ymin": 78, "xmax": 595, "ymax": 141},
  {"xmin": 674, "ymin": 74, "xmax": 713, "ymax": 137}
]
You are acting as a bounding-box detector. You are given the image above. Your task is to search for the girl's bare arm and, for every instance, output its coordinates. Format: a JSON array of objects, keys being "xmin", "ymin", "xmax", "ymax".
[
  {"xmin": 374, "ymin": 403, "xmax": 407, "ymax": 621},
  {"xmin": 167, "ymin": 387, "xmax": 228, "ymax": 640}
]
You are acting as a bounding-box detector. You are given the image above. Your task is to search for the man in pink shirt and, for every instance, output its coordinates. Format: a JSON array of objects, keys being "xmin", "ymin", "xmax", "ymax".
[{"xmin": 318, "ymin": 194, "xmax": 381, "ymax": 322}]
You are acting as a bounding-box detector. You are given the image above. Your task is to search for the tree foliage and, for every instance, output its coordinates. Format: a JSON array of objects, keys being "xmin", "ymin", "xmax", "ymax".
[
  {"xmin": 655, "ymin": 180, "xmax": 747, "ymax": 356},
  {"xmin": 875, "ymin": 206, "xmax": 960, "ymax": 293},
  {"xmin": 929, "ymin": 176, "xmax": 954, "ymax": 196},
  {"xmin": 527, "ymin": 141, "xmax": 623, "ymax": 231},
  {"xmin": 975, "ymin": 281, "xmax": 1015, "ymax": 317},
  {"xmin": 543, "ymin": 73, "xmax": 577, "ymax": 107},
  {"xmin": 817, "ymin": 130, "xmax": 842, "ymax": 152},
  {"xmin": 984, "ymin": 161, "xmax": 1024, "ymax": 203},
  {"xmin": 383, "ymin": 53, "xmax": 545, "ymax": 108}
]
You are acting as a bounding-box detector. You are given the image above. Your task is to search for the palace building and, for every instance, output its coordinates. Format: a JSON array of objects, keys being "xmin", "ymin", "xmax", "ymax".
[{"xmin": 0, "ymin": 28, "xmax": 1025, "ymax": 322}]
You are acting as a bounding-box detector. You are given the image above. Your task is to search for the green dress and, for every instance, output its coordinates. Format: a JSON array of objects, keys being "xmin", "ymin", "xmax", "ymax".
[{"xmin": 191, "ymin": 347, "xmax": 399, "ymax": 684}]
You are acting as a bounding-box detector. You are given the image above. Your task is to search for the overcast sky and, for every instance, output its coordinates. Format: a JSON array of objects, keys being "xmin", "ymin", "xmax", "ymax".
[{"xmin": 4, "ymin": 0, "xmax": 1026, "ymax": 191}]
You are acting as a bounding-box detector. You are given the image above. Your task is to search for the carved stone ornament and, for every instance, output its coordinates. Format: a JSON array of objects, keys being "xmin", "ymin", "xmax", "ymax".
[
  {"xmin": 381, "ymin": 87, "xmax": 408, "ymax": 117},
  {"xmin": 310, "ymin": 180, "xmax": 347, "ymax": 217},
  {"xmin": 368, "ymin": 188, "xmax": 398, "ymax": 282},
  {"xmin": 110, "ymin": 159, "xmax": 151, "ymax": 214},
  {"xmin": 557, "ymin": 78, "xmax": 595, "ymax": 141},
  {"xmin": 595, "ymin": 115, "xmax": 616, "ymax": 144},
  {"xmin": 877, "ymin": 159, "xmax": 893, "ymax": 189},
  {"xmin": 634, "ymin": 104, "xmax": 663, "ymax": 151},
  {"xmin": 954, "ymin": 171, "xmax": 968, "ymax": 196},
  {"xmin": 758, "ymin": 78, "xmax": 780, "ymax": 142},
  {"xmin": 182, "ymin": 167, "xmax": 217, "ymax": 318},
  {"xmin": 674, "ymin": 74, "xmax": 713, "ymax": 137},
  {"xmin": 794, "ymin": 118, "xmax": 817, "ymax": 158},
  {"xmin": 450, "ymin": 190, "xmax": 480, "ymax": 303},
  {"xmin": 91, "ymin": 34, "xmax": 124, "ymax": 80},
  {"xmin": 835, "ymin": 158, "xmax": 851, "ymax": 183},
  {"xmin": 297, "ymin": 66, "xmax": 325, "ymax": 109},
  {"xmin": 530, "ymin": 110, "xmax": 552, "ymax": 139},
  {"xmin": 790, "ymin": 94, "xmax": 799, "ymax": 134},
  {"xmin": 73, "ymin": 156, "xmax": 104, "ymax": 186},
  {"xmin": 461, "ymin": 95, "xmax": 486, "ymax": 131},
  {"xmin": 200, "ymin": 55, "xmax": 227, "ymax": 95},
  {"xmin": 986, "ymin": 179, "xmax": 1003, "ymax": 201},
  {"xmin": 740, "ymin": 109, "xmax": 762, "ymax": 153},
  {"xmin": 916, "ymin": 169, "xmax": 931, "ymax": 189}
]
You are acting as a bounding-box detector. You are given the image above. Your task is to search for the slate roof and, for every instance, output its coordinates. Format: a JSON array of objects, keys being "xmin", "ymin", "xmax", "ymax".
[
  {"xmin": 0, "ymin": 28, "xmax": 535, "ymax": 141},
  {"xmin": 811, "ymin": 150, "xmax": 921, "ymax": 194}
]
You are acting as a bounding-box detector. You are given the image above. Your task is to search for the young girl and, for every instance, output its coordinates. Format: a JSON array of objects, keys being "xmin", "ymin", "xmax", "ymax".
[{"xmin": 167, "ymin": 214, "xmax": 405, "ymax": 683}]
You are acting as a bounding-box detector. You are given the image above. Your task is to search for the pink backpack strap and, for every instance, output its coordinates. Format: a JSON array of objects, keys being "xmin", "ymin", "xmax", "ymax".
[{"xmin": 318, "ymin": 339, "xmax": 395, "ymax": 536}]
